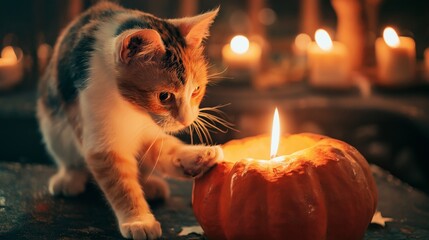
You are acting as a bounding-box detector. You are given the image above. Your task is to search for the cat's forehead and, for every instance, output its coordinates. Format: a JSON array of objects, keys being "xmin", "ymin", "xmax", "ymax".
[{"xmin": 116, "ymin": 16, "xmax": 188, "ymax": 84}]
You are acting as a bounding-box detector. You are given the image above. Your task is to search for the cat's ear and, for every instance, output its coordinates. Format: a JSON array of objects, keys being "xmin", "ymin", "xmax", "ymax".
[
  {"xmin": 117, "ymin": 29, "xmax": 166, "ymax": 64},
  {"xmin": 170, "ymin": 7, "xmax": 219, "ymax": 48}
]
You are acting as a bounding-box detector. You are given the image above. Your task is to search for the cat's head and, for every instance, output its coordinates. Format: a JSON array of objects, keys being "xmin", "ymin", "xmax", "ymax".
[{"xmin": 114, "ymin": 9, "xmax": 218, "ymax": 133}]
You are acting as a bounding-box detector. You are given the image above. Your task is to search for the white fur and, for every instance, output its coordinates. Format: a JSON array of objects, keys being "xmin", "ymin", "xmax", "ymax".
[
  {"xmin": 176, "ymin": 80, "xmax": 198, "ymax": 127},
  {"xmin": 81, "ymin": 20, "xmax": 163, "ymax": 157}
]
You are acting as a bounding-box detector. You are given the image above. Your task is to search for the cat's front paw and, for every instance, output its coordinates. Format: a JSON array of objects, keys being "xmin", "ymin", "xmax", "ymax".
[
  {"xmin": 174, "ymin": 145, "xmax": 223, "ymax": 178},
  {"xmin": 120, "ymin": 214, "xmax": 162, "ymax": 240}
]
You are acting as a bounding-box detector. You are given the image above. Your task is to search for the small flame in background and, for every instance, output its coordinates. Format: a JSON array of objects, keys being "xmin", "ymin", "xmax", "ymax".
[
  {"xmin": 270, "ymin": 108, "xmax": 280, "ymax": 159},
  {"xmin": 0, "ymin": 46, "xmax": 18, "ymax": 63},
  {"xmin": 383, "ymin": 27, "xmax": 400, "ymax": 48},
  {"xmin": 315, "ymin": 29, "xmax": 333, "ymax": 51},
  {"xmin": 230, "ymin": 35, "xmax": 250, "ymax": 54}
]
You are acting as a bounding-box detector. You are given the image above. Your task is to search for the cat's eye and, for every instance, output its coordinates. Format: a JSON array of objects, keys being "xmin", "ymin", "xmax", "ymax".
[
  {"xmin": 192, "ymin": 86, "xmax": 201, "ymax": 96},
  {"xmin": 159, "ymin": 92, "xmax": 173, "ymax": 103}
]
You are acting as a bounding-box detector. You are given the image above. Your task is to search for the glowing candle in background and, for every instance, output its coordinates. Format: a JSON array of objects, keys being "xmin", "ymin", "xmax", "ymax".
[
  {"xmin": 307, "ymin": 29, "xmax": 351, "ymax": 89},
  {"xmin": 331, "ymin": 0, "xmax": 366, "ymax": 70},
  {"xmin": 37, "ymin": 43, "xmax": 53, "ymax": 75},
  {"xmin": 231, "ymin": 35, "xmax": 250, "ymax": 54},
  {"xmin": 292, "ymin": 33, "xmax": 312, "ymax": 58},
  {"xmin": 222, "ymin": 35, "xmax": 262, "ymax": 70},
  {"xmin": 0, "ymin": 46, "xmax": 24, "ymax": 90},
  {"xmin": 375, "ymin": 27, "xmax": 416, "ymax": 86}
]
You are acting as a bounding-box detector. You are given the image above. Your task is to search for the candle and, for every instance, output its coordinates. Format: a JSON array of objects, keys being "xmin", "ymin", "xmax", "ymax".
[
  {"xmin": 307, "ymin": 29, "xmax": 351, "ymax": 88},
  {"xmin": 222, "ymin": 35, "xmax": 262, "ymax": 70},
  {"xmin": 37, "ymin": 43, "xmax": 52, "ymax": 75},
  {"xmin": 375, "ymin": 27, "xmax": 416, "ymax": 86},
  {"xmin": 193, "ymin": 109, "xmax": 378, "ymax": 240},
  {"xmin": 292, "ymin": 33, "xmax": 311, "ymax": 58},
  {"xmin": 0, "ymin": 46, "xmax": 24, "ymax": 90},
  {"xmin": 331, "ymin": 0, "xmax": 366, "ymax": 70}
]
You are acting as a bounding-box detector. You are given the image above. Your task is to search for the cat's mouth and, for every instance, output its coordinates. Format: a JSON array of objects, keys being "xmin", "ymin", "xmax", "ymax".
[{"xmin": 150, "ymin": 114, "xmax": 193, "ymax": 133}]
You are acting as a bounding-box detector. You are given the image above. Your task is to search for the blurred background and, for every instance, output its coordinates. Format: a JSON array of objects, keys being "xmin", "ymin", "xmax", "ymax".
[{"xmin": 0, "ymin": 0, "xmax": 429, "ymax": 194}]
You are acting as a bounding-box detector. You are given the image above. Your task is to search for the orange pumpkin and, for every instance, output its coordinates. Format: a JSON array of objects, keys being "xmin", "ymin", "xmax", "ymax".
[{"xmin": 193, "ymin": 133, "xmax": 377, "ymax": 240}]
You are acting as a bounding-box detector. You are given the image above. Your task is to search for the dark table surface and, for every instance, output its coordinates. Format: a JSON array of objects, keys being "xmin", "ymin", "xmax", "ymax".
[{"xmin": 0, "ymin": 162, "xmax": 428, "ymax": 240}]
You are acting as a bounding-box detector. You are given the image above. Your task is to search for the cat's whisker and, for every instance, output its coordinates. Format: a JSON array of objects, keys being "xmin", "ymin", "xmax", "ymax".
[
  {"xmin": 198, "ymin": 106, "xmax": 237, "ymax": 132},
  {"xmin": 130, "ymin": 123, "xmax": 157, "ymax": 167},
  {"xmin": 187, "ymin": 104, "xmax": 237, "ymax": 145},
  {"xmin": 198, "ymin": 119, "xmax": 213, "ymax": 144},
  {"xmin": 138, "ymin": 128, "xmax": 162, "ymax": 169},
  {"xmin": 206, "ymin": 67, "xmax": 229, "ymax": 80},
  {"xmin": 195, "ymin": 120, "xmax": 209, "ymax": 144},
  {"xmin": 192, "ymin": 121, "xmax": 204, "ymax": 144},
  {"xmin": 144, "ymin": 134, "xmax": 164, "ymax": 184},
  {"xmin": 197, "ymin": 116, "xmax": 229, "ymax": 134},
  {"xmin": 206, "ymin": 67, "xmax": 233, "ymax": 84},
  {"xmin": 142, "ymin": 127, "xmax": 166, "ymax": 183},
  {"xmin": 199, "ymin": 103, "xmax": 231, "ymax": 113},
  {"xmin": 194, "ymin": 119, "xmax": 211, "ymax": 144},
  {"xmin": 189, "ymin": 125, "xmax": 194, "ymax": 145},
  {"xmin": 199, "ymin": 111, "xmax": 233, "ymax": 127}
]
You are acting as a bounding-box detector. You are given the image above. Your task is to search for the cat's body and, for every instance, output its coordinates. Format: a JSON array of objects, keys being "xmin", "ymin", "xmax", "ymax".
[{"xmin": 37, "ymin": 2, "xmax": 222, "ymax": 239}]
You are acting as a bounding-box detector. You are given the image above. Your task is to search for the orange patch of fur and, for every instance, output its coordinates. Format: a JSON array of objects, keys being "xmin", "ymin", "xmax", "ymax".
[{"xmin": 87, "ymin": 151, "xmax": 150, "ymax": 220}]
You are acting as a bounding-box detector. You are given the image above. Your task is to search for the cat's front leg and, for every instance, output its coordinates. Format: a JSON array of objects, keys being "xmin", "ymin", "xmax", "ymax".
[
  {"xmin": 86, "ymin": 151, "xmax": 161, "ymax": 240},
  {"xmin": 144, "ymin": 136, "xmax": 223, "ymax": 179}
]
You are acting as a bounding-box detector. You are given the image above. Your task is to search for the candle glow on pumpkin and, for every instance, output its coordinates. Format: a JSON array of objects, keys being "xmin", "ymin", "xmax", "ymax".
[
  {"xmin": 270, "ymin": 108, "xmax": 280, "ymax": 159},
  {"xmin": 315, "ymin": 29, "xmax": 333, "ymax": 51},
  {"xmin": 230, "ymin": 35, "xmax": 250, "ymax": 54},
  {"xmin": 383, "ymin": 27, "xmax": 400, "ymax": 48}
]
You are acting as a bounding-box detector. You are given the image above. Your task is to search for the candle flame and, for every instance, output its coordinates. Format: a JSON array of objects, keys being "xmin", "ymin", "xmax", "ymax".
[
  {"xmin": 383, "ymin": 27, "xmax": 400, "ymax": 48},
  {"xmin": 295, "ymin": 33, "xmax": 311, "ymax": 52},
  {"xmin": 270, "ymin": 108, "xmax": 280, "ymax": 159},
  {"xmin": 315, "ymin": 29, "xmax": 333, "ymax": 51},
  {"xmin": 230, "ymin": 35, "xmax": 249, "ymax": 54},
  {"xmin": 1, "ymin": 46, "xmax": 18, "ymax": 62}
]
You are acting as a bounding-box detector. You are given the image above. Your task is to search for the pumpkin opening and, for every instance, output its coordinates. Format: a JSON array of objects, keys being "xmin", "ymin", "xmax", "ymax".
[{"xmin": 222, "ymin": 134, "xmax": 319, "ymax": 161}]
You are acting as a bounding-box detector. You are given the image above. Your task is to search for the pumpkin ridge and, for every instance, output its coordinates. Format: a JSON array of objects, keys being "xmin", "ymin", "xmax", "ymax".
[
  {"xmin": 342, "ymin": 148, "xmax": 378, "ymax": 218},
  {"xmin": 227, "ymin": 160, "xmax": 269, "ymax": 239},
  {"xmin": 317, "ymin": 146, "xmax": 373, "ymax": 240},
  {"xmin": 303, "ymin": 163, "xmax": 329, "ymax": 240}
]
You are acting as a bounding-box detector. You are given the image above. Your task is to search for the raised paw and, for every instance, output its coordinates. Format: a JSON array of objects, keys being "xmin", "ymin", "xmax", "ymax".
[
  {"xmin": 48, "ymin": 168, "xmax": 89, "ymax": 196},
  {"xmin": 175, "ymin": 145, "xmax": 224, "ymax": 178},
  {"xmin": 120, "ymin": 214, "xmax": 162, "ymax": 240}
]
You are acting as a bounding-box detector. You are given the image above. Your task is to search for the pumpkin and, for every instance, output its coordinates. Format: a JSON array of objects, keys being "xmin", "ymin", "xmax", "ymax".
[{"xmin": 192, "ymin": 133, "xmax": 378, "ymax": 240}]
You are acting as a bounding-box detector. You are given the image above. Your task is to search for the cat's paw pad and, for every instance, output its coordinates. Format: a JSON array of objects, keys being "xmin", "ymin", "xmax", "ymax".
[
  {"xmin": 175, "ymin": 145, "xmax": 224, "ymax": 178},
  {"xmin": 120, "ymin": 214, "xmax": 162, "ymax": 240},
  {"xmin": 48, "ymin": 169, "xmax": 88, "ymax": 196}
]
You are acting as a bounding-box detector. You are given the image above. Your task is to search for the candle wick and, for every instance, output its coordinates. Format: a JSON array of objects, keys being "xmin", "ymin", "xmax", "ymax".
[{"xmin": 270, "ymin": 154, "xmax": 277, "ymax": 160}]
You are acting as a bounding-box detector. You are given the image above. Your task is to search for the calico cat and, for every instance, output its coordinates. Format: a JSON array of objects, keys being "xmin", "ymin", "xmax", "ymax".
[{"xmin": 37, "ymin": 2, "xmax": 222, "ymax": 239}]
